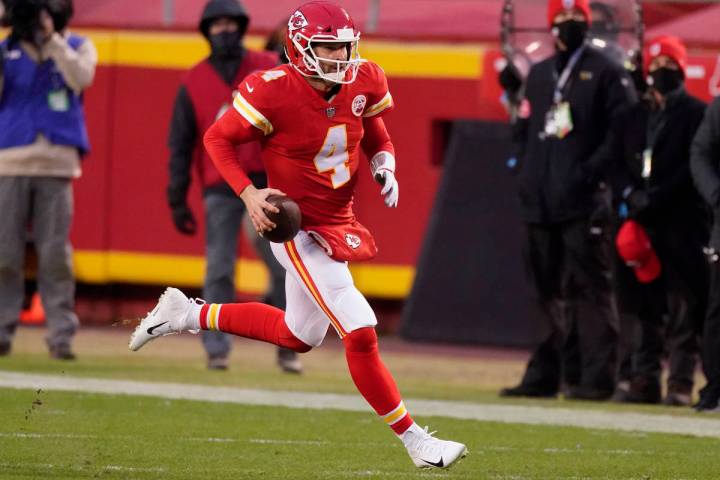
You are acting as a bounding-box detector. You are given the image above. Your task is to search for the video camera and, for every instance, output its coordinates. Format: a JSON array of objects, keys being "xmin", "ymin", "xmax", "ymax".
[{"xmin": 5, "ymin": 0, "xmax": 74, "ymax": 45}]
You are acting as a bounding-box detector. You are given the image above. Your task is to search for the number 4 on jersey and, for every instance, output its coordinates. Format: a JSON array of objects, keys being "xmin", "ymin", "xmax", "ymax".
[{"xmin": 314, "ymin": 125, "xmax": 351, "ymax": 189}]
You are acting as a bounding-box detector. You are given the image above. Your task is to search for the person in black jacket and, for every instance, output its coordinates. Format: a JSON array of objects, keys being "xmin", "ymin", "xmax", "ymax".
[
  {"xmin": 608, "ymin": 36, "xmax": 708, "ymax": 405},
  {"xmin": 691, "ymin": 96, "xmax": 720, "ymax": 412},
  {"xmin": 166, "ymin": 0, "xmax": 301, "ymax": 373},
  {"xmin": 499, "ymin": 0, "xmax": 635, "ymax": 400}
]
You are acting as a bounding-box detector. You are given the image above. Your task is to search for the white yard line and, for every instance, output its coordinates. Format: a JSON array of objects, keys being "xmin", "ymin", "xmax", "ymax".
[
  {"xmin": 249, "ymin": 438, "xmax": 328, "ymax": 445},
  {"xmin": 0, "ymin": 432, "xmax": 99, "ymax": 439},
  {"xmin": 0, "ymin": 462, "xmax": 166, "ymax": 473},
  {"xmin": 2, "ymin": 370, "xmax": 720, "ymax": 439}
]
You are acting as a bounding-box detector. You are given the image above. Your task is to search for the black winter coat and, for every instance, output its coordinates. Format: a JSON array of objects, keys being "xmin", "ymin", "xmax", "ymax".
[
  {"xmin": 609, "ymin": 89, "xmax": 709, "ymax": 288},
  {"xmin": 515, "ymin": 46, "xmax": 636, "ymax": 224},
  {"xmin": 609, "ymin": 89, "xmax": 708, "ymax": 235},
  {"xmin": 691, "ymin": 96, "xmax": 720, "ymax": 249}
]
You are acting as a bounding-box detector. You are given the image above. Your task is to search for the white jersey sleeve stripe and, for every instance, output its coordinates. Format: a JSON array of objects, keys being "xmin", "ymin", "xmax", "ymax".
[
  {"xmin": 233, "ymin": 94, "xmax": 273, "ymax": 135},
  {"xmin": 363, "ymin": 92, "xmax": 393, "ymax": 118}
]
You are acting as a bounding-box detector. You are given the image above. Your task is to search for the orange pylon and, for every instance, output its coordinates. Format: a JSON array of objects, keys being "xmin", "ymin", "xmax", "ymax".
[{"xmin": 20, "ymin": 293, "xmax": 45, "ymax": 325}]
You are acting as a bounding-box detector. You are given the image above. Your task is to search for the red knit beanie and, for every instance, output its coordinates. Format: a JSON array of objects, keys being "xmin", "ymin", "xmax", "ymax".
[
  {"xmin": 644, "ymin": 35, "xmax": 687, "ymax": 76},
  {"xmin": 547, "ymin": 0, "xmax": 591, "ymax": 27}
]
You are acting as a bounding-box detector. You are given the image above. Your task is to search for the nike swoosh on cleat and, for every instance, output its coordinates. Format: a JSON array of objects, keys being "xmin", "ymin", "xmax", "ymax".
[
  {"xmin": 147, "ymin": 321, "xmax": 169, "ymax": 335},
  {"xmin": 422, "ymin": 457, "xmax": 444, "ymax": 468}
]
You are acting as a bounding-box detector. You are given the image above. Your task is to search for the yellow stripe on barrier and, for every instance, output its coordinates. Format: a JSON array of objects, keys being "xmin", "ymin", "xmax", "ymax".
[
  {"xmin": 349, "ymin": 263, "xmax": 415, "ymax": 299},
  {"xmin": 72, "ymin": 250, "xmax": 414, "ymax": 299},
  {"xmin": 72, "ymin": 29, "xmax": 485, "ymax": 79},
  {"xmin": 72, "ymin": 250, "xmax": 267, "ymax": 293}
]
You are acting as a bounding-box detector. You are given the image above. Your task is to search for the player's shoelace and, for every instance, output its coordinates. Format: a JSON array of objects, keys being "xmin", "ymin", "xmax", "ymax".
[
  {"xmin": 186, "ymin": 297, "xmax": 206, "ymax": 334},
  {"xmin": 409, "ymin": 427, "xmax": 440, "ymax": 455}
]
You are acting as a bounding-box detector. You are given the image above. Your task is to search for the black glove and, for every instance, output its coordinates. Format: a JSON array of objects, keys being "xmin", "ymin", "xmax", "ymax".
[
  {"xmin": 498, "ymin": 62, "xmax": 523, "ymax": 96},
  {"xmin": 171, "ymin": 204, "xmax": 197, "ymax": 235}
]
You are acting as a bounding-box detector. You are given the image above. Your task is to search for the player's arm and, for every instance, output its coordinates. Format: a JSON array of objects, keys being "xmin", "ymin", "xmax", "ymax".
[
  {"xmin": 362, "ymin": 116, "xmax": 398, "ymax": 208},
  {"xmin": 203, "ymin": 108, "xmax": 283, "ymax": 232}
]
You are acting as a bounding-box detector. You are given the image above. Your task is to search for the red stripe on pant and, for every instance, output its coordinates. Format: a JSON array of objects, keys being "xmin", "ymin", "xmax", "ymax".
[{"xmin": 284, "ymin": 240, "xmax": 347, "ymax": 337}]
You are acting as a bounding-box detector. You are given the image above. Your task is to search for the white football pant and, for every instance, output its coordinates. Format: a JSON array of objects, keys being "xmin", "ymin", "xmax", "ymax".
[{"xmin": 270, "ymin": 230, "xmax": 377, "ymax": 347}]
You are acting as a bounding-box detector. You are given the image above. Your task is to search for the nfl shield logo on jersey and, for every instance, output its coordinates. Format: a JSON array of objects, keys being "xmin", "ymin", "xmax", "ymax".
[
  {"xmin": 345, "ymin": 233, "xmax": 361, "ymax": 249},
  {"xmin": 562, "ymin": 0, "xmax": 575, "ymax": 8},
  {"xmin": 352, "ymin": 95, "xmax": 367, "ymax": 116},
  {"xmin": 326, "ymin": 107, "xmax": 336, "ymax": 118}
]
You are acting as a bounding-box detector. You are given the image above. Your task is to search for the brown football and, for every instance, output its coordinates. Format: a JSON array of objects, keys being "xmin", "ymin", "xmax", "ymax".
[{"xmin": 263, "ymin": 195, "xmax": 302, "ymax": 243}]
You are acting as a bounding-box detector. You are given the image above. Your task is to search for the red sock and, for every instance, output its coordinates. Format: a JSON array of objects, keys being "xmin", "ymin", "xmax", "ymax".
[
  {"xmin": 343, "ymin": 327, "xmax": 414, "ymax": 435},
  {"xmin": 199, "ymin": 302, "xmax": 311, "ymax": 353}
]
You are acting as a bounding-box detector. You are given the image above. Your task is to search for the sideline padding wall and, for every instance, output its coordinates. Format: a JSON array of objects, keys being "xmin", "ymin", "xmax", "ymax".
[
  {"xmin": 401, "ymin": 121, "xmax": 544, "ymax": 347},
  {"xmin": 15, "ymin": 27, "xmax": 718, "ymax": 302}
]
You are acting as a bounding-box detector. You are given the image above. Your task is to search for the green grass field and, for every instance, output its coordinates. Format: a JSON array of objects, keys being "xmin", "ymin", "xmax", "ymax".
[
  {"xmin": 2, "ymin": 388, "xmax": 719, "ymax": 480},
  {"xmin": 1, "ymin": 327, "xmax": 720, "ymax": 479}
]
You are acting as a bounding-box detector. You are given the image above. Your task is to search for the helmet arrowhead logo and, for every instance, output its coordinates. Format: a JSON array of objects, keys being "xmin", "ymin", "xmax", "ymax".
[{"xmin": 289, "ymin": 11, "xmax": 309, "ymax": 31}]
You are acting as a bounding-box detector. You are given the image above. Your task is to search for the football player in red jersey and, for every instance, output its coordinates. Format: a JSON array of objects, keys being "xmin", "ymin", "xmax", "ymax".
[{"xmin": 129, "ymin": 1, "xmax": 467, "ymax": 469}]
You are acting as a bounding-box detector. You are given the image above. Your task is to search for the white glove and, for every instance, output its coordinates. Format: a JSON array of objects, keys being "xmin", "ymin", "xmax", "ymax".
[{"xmin": 370, "ymin": 151, "xmax": 399, "ymax": 208}]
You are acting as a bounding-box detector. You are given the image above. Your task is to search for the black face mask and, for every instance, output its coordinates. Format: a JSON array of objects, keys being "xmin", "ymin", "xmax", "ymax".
[
  {"xmin": 9, "ymin": 1, "xmax": 47, "ymax": 46},
  {"xmin": 648, "ymin": 67, "xmax": 684, "ymax": 95},
  {"xmin": 15, "ymin": 23, "xmax": 45, "ymax": 46},
  {"xmin": 553, "ymin": 20, "xmax": 588, "ymax": 53},
  {"xmin": 209, "ymin": 31, "xmax": 242, "ymax": 58}
]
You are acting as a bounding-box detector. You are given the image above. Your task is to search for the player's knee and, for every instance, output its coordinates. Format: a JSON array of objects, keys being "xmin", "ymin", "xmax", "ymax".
[
  {"xmin": 342, "ymin": 327, "xmax": 378, "ymax": 354},
  {"xmin": 285, "ymin": 338, "xmax": 313, "ymax": 353},
  {"xmin": 278, "ymin": 325, "xmax": 313, "ymax": 353}
]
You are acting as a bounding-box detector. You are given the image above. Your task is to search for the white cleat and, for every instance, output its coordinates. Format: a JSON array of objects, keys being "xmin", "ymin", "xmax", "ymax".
[
  {"xmin": 128, "ymin": 287, "xmax": 197, "ymax": 351},
  {"xmin": 403, "ymin": 424, "xmax": 468, "ymax": 469}
]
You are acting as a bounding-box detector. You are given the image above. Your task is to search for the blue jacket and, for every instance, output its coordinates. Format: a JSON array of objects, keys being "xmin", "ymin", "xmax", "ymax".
[{"xmin": 0, "ymin": 35, "xmax": 90, "ymax": 154}]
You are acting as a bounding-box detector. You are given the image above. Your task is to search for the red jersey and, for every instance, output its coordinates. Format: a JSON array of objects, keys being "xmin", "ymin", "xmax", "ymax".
[{"xmin": 232, "ymin": 61, "xmax": 393, "ymax": 227}]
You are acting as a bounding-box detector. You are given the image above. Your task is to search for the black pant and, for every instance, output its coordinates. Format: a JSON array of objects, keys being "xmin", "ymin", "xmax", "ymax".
[
  {"xmin": 657, "ymin": 230, "xmax": 707, "ymax": 392},
  {"xmin": 518, "ymin": 218, "xmax": 619, "ymax": 394},
  {"xmin": 615, "ymin": 226, "xmax": 707, "ymax": 392},
  {"xmin": 614, "ymin": 257, "xmax": 666, "ymax": 385},
  {"xmin": 701, "ymin": 257, "xmax": 720, "ymax": 402}
]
